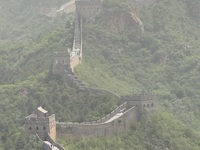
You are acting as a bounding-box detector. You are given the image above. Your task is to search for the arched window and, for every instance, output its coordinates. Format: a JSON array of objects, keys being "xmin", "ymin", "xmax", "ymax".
[
  {"xmin": 29, "ymin": 127, "xmax": 32, "ymax": 130},
  {"xmin": 147, "ymin": 104, "xmax": 150, "ymax": 107},
  {"xmin": 43, "ymin": 127, "xmax": 46, "ymax": 130},
  {"xmin": 151, "ymin": 103, "xmax": 154, "ymax": 107},
  {"xmin": 118, "ymin": 120, "xmax": 122, "ymax": 124},
  {"xmin": 36, "ymin": 127, "xmax": 39, "ymax": 130},
  {"xmin": 143, "ymin": 104, "xmax": 145, "ymax": 107}
]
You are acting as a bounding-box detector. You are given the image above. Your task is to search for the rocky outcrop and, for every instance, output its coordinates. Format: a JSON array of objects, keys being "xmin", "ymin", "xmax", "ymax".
[{"xmin": 99, "ymin": 7, "xmax": 144, "ymax": 38}]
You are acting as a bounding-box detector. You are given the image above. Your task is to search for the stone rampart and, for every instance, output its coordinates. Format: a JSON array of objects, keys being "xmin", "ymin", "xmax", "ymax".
[
  {"xmin": 57, "ymin": 106, "xmax": 137, "ymax": 139},
  {"xmin": 96, "ymin": 102, "xmax": 127, "ymax": 123}
]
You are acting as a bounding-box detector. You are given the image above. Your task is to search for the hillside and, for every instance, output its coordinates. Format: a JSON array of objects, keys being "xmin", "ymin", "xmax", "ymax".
[
  {"xmin": 76, "ymin": 0, "xmax": 200, "ymax": 129},
  {"xmin": 0, "ymin": 0, "xmax": 200, "ymax": 149}
]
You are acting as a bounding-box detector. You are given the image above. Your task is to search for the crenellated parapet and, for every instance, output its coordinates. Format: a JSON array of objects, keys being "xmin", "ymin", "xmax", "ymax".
[{"xmin": 121, "ymin": 94, "xmax": 155, "ymax": 111}]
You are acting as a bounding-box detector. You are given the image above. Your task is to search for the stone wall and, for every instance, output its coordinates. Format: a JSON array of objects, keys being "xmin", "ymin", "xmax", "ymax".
[
  {"xmin": 51, "ymin": 0, "xmax": 156, "ymax": 143},
  {"xmin": 56, "ymin": 106, "xmax": 137, "ymax": 139},
  {"xmin": 75, "ymin": 0, "xmax": 102, "ymax": 23}
]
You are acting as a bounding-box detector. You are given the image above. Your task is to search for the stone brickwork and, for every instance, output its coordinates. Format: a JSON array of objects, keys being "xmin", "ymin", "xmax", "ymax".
[
  {"xmin": 53, "ymin": 14, "xmax": 82, "ymax": 75},
  {"xmin": 57, "ymin": 105, "xmax": 137, "ymax": 139},
  {"xmin": 75, "ymin": 0, "xmax": 102, "ymax": 23},
  {"xmin": 25, "ymin": 94, "xmax": 155, "ymax": 148},
  {"xmin": 25, "ymin": 107, "xmax": 56, "ymax": 141},
  {"xmin": 53, "ymin": 0, "xmax": 102, "ymax": 75},
  {"xmin": 56, "ymin": 94, "xmax": 155, "ymax": 139}
]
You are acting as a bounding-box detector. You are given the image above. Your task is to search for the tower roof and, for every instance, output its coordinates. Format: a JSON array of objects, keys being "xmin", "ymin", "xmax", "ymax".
[{"xmin": 37, "ymin": 106, "xmax": 48, "ymax": 114}]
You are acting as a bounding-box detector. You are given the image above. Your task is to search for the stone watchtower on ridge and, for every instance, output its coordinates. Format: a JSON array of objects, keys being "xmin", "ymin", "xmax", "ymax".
[
  {"xmin": 25, "ymin": 107, "xmax": 56, "ymax": 141},
  {"xmin": 121, "ymin": 94, "xmax": 155, "ymax": 121},
  {"xmin": 53, "ymin": 51, "xmax": 71, "ymax": 75},
  {"xmin": 75, "ymin": 0, "xmax": 102, "ymax": 23}
]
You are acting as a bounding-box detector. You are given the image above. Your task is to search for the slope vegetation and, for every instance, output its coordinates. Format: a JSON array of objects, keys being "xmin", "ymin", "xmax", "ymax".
[{"xmin": 0, "ymin": 0, "xmax": 200, "ymax": 149}]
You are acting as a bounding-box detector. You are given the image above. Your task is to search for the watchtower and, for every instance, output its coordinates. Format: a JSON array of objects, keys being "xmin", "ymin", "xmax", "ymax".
[
  {"xmin": 120, "ymin": 94, "xmax": 155, "ymax": 121},
  {"xmin": 25, "ymin": 107, "xmax": 56, "ymax": 141},
  {"xmin": 75, "ymin": 0, "xmax": 102, "ymax": 22},
  {"xmin": 53, "ymin": 51, "xmax": 71, "ymax": 75}
]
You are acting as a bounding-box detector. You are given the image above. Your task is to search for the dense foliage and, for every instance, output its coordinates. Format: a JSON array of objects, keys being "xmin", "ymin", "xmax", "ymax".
[
  {"xmin": 76, "ymin": 0, "xmax": 200, "ymax": 129},
  {"xmin": 0, "ymin": 0, "xmax": 200, "ymax": 149}
]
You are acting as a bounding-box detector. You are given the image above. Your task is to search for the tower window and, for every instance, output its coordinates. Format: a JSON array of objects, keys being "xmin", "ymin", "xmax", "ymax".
[
  {"xmin": 43, "ymin": 127, "xmax": 46, "ymax": 130},
  {"xmin": 143, "ymin": 104, "xmax": 145, "ymax": 107},
  {"xmin": 36, "ymin": 127, "xmax": 39, "ymax": 130},
  {"xmin": 29, "ymin": 127, "xmax": 32, "ymax": 130},
  {"xmin": 118, "ymin": 120, "xmax": 122, "ymax": 124},
  {"xmin": 151, "ymin": 103, "xmax": 154, "ymax": 107},
  {"xmin": 147, "ymin": 104, "xmax": 150, "ymax": 107}
]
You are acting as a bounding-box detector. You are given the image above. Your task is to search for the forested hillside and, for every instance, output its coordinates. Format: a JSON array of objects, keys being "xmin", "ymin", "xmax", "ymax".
[
  {"xmin": 77, "ymin": 0, "xmax": 200, "ymax": 129},
  {"xmin": 0, "ymin": 0, "xmax": 200, "ymax": 149}
]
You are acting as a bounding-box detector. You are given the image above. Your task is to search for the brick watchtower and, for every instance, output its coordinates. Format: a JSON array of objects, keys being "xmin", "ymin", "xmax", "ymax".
[
  {"xmin": 75, "ymin": 0, "xmax": 102, "ymax": 23},
  {"xmin": 120, "ymin": 94, "xmax": 155, "ymax": 121},
  {"xmin": 53, "ymin": 51, "xmax": 71, "ymax": 75},
  {"xmin": 25, "ymin": 107, "xmax": 56, "ymax": 141}
]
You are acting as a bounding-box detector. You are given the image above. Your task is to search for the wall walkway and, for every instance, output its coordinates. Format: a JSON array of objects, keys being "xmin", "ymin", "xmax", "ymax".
[{"xmin": 57, "ymin": 105, "xmax": 137, "ymax": 139}]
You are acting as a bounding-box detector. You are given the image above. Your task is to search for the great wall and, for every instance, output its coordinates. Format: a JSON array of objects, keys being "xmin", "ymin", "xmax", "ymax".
[{"xmin": 25, "ymin": 0, "xmax": 157, "ymax": 149}]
